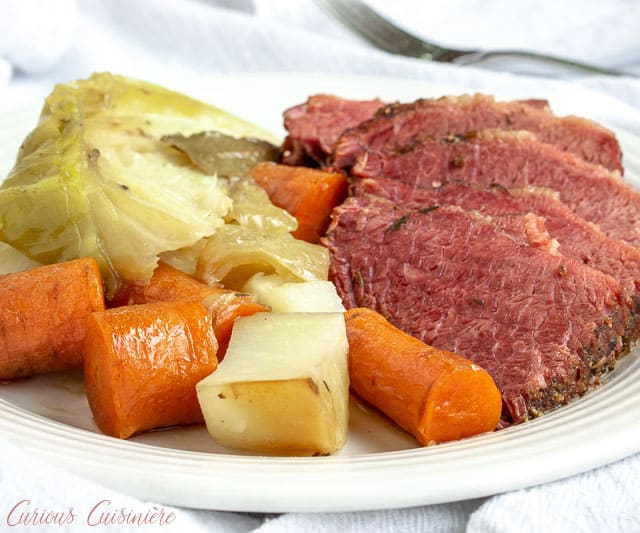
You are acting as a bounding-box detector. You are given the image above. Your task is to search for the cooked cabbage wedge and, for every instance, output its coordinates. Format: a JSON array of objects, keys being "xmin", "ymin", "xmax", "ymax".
[
  {"xmin": 226, "ymin": 178, "xmax": 298, "ymax": 234},
  {"xmin": 196, "ymin": 225, "xmax": 329, "ymax": 290},
  {"xmin": 0, "ymin": 73, "xmax": 278, "ymax": 295},
  {"xmin": 158, "ymin": 178, "xmax": 298, "ymax": 278},
  {"xmin": 192, "ymin": 174, "xmax": 328, "ymax": 289}
]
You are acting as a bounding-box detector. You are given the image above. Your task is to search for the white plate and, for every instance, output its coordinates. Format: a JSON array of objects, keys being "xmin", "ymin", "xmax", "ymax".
[{"xmin": 1, "ymin": 73, "xmax": 640, "ymax": 513}]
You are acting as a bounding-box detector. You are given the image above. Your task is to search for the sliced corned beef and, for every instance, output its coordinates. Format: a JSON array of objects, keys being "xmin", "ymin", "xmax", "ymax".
[
  {"xmin": 281, "ymin": 94, "xmax": 385, "ymax": 166},
  {"xmin": 351, "ymin": 129, "xmax": 640, "ymax": 245},
  {"xmin": 282, "ymin": 94, "xmax": 552, "ymax": 167},
  {"xmin": 324, "ymin": 195, "xmax": 627, "ymax": 422},
  {"xmin": 352, "ymin": 178, "xmax": 525, "ymax": 214},
  {"xmin": 333, "ymin": 94, "xmax": 622, "ymax": 172},
  {"xmin": 356, "ymin": 178, "xmax": 640, "ymax": 341}
]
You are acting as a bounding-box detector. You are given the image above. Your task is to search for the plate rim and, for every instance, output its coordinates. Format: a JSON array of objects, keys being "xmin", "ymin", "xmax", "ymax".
[{"xmin": 1, "ymin": 72, "xmax": 640, "ymax": 512}]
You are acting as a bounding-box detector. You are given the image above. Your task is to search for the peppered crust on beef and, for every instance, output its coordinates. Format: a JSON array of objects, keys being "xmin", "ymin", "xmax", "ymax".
[
  {"xmin": 333, "ymin": 94, "xmax": 622, "ymax": 172},
  {"xmin": 351, "ymin": 129, "xmax": 640, "ymax": 245},
  {"xmin": 323, "ymin": 195, "xmax": 627, "ymax": 422},
  {"xmin": 281, "ymin": 94, "xmax": 385, "ymax": 166}
]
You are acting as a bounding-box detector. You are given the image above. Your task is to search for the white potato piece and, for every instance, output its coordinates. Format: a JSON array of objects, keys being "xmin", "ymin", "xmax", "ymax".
[
  {"xmin": 242, "ymin": 273, "xmax": 345, "ymax": 313},
  {"xmin": 196, "ymin": 312, "xmax": 349, "ymax": 455}
]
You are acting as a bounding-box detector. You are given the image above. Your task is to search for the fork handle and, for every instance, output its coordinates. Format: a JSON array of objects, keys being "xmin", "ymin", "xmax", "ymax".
[{"xmin": 454, "ymin": 50, "xmax": 636, "ymax": 77}]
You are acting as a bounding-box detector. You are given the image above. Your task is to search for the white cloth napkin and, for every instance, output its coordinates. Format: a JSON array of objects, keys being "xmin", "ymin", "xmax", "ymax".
[
  {"xmin": 0, "ymin": 0, "xmax": 77, "ymax": 74},
  {"xmin": 1, "ymin": 1, "xmax": 640, "ymax": 532},
  {"xmin": 0, "ymin": 438, "xmax": 262, "ymax": 533},
  {"xmin": 368, "ymin": 0, "xmax": 640, "ymax": 75}
]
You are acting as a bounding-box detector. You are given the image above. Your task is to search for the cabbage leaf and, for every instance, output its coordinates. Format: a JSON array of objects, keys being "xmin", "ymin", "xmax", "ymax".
[{"xmin": 0, "ymin": 73, "xmax": 278, "ymax": 295}]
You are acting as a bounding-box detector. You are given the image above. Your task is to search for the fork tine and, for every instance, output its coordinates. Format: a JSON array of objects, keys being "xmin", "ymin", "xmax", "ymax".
[
  {"xmin": 317, "ymin": 0, "xmax": 445, "ymax": 59},
  {"xmin": 317, "ymin": 0, "xmax": 635, "ymax": 75},
  {"xmin": 317, "ymin": 0, "xmax": 472, "ymax": 61}
]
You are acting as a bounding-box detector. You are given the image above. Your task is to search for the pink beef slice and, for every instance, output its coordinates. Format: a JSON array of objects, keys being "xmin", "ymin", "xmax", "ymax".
[
  {"xmin": 281, "ymin": 94, "xmax": 385, "ymax": 166},
  {"xmin": 355, "ymin": 178, "xmax": 640, "ymax": 342},
  {"xmin": 333, "ymin": 94, "xmax": 622, "ymax": 172},
  {"xmin": 323, "ymin": 195, "xmax": 627, "ymax": 422},
  {"xmin": 351, "ymin": 129, "xmax": 640, "ymax": 245}
]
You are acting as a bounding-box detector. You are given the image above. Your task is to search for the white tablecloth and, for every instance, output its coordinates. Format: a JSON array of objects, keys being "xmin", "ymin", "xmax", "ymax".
[{"xmin": 1, "ymin": 1, "xmax": 640, "ymax": 531}]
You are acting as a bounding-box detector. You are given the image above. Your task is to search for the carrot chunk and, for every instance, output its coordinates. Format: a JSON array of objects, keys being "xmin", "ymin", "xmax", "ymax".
[
  {"xmin": 84, "ymin": 301, "xmax": 218, "ymax": 439},
  {"xmin": 249, "ymin": 162, "xmax": 348, "ymax": 243},
  {"xmin": 0, "ymin": 257, "xmax": 105, "ymax": 380},
  {"xmin": 344, "ymin": 307, "xmax": 502, "ymax": 444},
  {"xmin": 110, "ymin": 261, "xmax": 268, "ymax": 358}
]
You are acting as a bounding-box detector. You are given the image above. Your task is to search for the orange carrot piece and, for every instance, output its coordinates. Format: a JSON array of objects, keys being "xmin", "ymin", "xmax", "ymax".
[
  {"xmin": 84, "ymin": 301, "xmax": 218, "ymax": 439},
  {"xmin": 344, "ymin": 307, "xmax": 502, "ymax": 444},
  {"xmin": 0, "ymin": 257, "xmax": 105, "ymax": 380},
  {"xmin": 249, "ymin": 162, "xmax": 348, "ymax": 243},
  {"xmin": 110, "ymin": 261, "xmax": 268, "ymax": 358}
]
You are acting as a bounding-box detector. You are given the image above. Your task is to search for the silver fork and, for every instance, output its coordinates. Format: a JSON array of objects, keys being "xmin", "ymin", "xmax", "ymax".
[{"xmin": 317, "ymin": 0, "xmax": 636, "ymax": 77}]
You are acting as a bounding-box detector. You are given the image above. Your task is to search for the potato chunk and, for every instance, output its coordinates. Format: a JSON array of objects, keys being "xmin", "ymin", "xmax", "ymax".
[
  {"xmin": 242, "ymin": 273, "xmax": 345, "ymax": 312},
  {"xmin": 196, "ymin": 312, "xmax": 349, "ymax": 455}
]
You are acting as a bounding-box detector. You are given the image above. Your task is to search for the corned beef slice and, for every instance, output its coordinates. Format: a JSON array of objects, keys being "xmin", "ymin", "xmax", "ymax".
[
  {"xmin": 351, "ymin": 130, "xmax": 640, "ymax": 245},
  {"xmin": 333, "ymin": 94, "xmax": 622, "ymax": 172},
  {"xmin": 282, "ymin": 94, "xmax": 552, "ymax": 167},
  {"xmin": 356, "ymin": 178, "xmax": 640, "ymax": 340},
  {"xmin": 282, "ymin": 94, "xmax": 385, "ymax": 166},
  {"xmin": 324, "ymin": 195, "xmax": 626, "ymax": 422}
]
